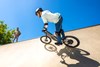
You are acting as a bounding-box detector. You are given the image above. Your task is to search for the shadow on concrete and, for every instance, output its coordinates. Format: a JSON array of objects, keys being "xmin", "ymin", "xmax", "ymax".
[
  {"xmin": 57, "ymin": 46, "xmax": 100, "ymax": 67},
  {"xmin": 44, "ymin": 44, "xmax": 58, "ymax": 52}
]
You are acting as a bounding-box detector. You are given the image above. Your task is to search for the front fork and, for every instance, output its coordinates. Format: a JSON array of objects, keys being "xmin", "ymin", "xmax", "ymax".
[{"xmin": 44, "ymin": 31, "xmax": 48, "ymax": 41}]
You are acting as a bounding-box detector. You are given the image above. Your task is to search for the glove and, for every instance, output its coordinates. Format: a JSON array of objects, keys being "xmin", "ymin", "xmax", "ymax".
[{"xmin": 42, "ymin": 28, "xmax": 47, "ymax": 32}]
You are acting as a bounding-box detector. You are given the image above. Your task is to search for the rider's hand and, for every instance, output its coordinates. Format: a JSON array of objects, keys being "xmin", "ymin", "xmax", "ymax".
[{"xmin": 42, "ymin": 28, "xmax": 47, "ymax": 32}]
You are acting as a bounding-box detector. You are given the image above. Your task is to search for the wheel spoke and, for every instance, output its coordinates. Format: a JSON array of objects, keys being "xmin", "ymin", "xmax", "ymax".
[{"xmin": 63, "ymin": 36, "xmax": 80, "ymax": 48}]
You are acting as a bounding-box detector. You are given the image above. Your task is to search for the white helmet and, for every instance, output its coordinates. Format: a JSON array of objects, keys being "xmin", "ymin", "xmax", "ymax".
[{"xmin": 35, "ymin": 8, "xmax": 43, "ymax": 15}]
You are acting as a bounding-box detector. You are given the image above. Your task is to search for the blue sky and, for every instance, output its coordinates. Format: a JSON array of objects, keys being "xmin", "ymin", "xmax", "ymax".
[{"xmin": 0, "ymin": 0, "xmax": 100, "ymax": 41}]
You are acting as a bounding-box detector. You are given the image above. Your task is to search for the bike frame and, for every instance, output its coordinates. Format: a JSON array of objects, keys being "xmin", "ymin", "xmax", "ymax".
[
  {"xmin": 41, "ymin": 30, "xmax": 80, "ymax": 48},
  {"xmin": 43, "ymin": 30, "xmax": 57, "ymax": 41}
]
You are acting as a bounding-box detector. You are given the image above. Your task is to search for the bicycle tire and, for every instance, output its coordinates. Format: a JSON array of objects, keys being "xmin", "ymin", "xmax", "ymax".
[
  {"xmin": 63, "ymin": 36, "xmax": 80, "ymax": 48},
  {"xmin": 40, "ymin": 36, "xmax": 51, "ymax": 44}
]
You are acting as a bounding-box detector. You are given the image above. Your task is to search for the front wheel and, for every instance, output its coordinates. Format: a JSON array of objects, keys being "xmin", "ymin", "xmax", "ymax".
[
  {"xmin": 63, "ymin": 36, "xmax": 80, "ymax": 48},
  {"xmin": 40, "ymin": 36, "xmax": 51, "ymax": 44}
]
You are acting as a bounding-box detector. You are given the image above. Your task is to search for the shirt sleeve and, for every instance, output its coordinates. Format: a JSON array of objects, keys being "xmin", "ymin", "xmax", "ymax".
[
  {"xmin": 41, "ymin": 17, "xmax": 48, "ymax": 29},
  {"xmin": 41, "ymin": 16, "xmax": 48, "ymax": 24}
]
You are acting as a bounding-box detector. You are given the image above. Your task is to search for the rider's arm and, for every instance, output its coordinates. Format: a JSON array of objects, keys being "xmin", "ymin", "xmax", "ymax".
[
  {"xmin": 44, "ymin": 23, "xmax": 48, "ymax": 29},
  {"xmin": 42, "ymin": 16, "xmax": 48, "ymax": 29}
]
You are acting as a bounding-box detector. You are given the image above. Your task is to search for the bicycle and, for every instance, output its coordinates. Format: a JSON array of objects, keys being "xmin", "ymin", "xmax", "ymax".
[{"xmin": 40, "ymin": 30, "xmax": 80, "ymax": 51}]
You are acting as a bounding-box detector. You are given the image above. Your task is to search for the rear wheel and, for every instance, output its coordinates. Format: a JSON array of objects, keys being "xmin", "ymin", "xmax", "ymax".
[
  {"xmin": 40, "ymin": 36, "xmax": 51, "ymax": 44},
  {"xmin": 63, "ymin": 36, "xmax": 80, "ymax": 48}
]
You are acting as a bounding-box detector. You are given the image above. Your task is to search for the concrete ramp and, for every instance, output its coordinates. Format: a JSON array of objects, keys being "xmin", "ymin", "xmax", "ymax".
[{"xmin": 0, "ymin": 25, "xmax": 100, "ymax": 67}]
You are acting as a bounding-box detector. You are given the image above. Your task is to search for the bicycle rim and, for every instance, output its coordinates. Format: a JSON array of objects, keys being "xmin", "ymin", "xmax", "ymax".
[
  {"xmin": 40, "ymin": 36, "xmax": 51, "ymax": 44},
  {"xmin": 63, "ymin": 36, "xmax": 80, "ymax": 48}
]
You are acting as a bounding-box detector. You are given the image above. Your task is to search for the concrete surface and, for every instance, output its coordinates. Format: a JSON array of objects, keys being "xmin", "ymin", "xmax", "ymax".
[{"xmin": 0, "ymin": 25, "xmax": 100, "ymax": 67}]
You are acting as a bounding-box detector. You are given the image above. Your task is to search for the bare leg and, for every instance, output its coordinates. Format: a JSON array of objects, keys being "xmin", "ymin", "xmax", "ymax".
[
  {"xmin": 13, "ymin": 38, "xmax": 15, "ymax": 43},
  {"xmin": 16, "ymin": 37, "xmax": 18, "ymax": 42}
]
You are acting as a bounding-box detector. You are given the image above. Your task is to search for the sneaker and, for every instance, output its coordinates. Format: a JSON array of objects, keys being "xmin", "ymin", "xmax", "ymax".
[{"xmin": 55, "ymin": 42, "xmax": 62, "ymax": 46}]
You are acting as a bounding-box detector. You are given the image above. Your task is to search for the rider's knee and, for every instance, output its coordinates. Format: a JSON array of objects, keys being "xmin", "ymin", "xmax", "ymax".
[
  {"xmin": 60, "ymin": 29, "xmax": 64, "ymax": 33},
  {"xmin": 55, "ymin": 32, "xmax": 60, "ymax": 36}
]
